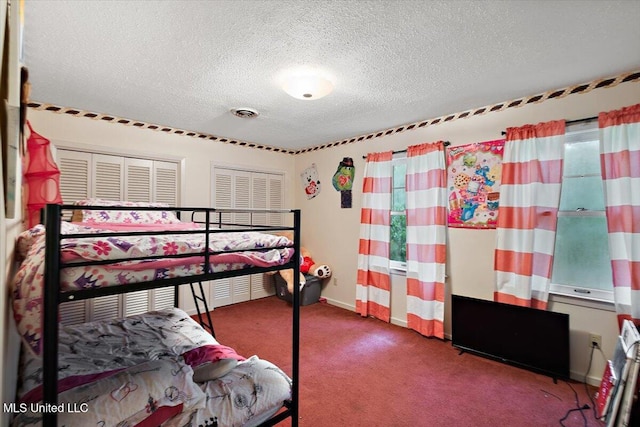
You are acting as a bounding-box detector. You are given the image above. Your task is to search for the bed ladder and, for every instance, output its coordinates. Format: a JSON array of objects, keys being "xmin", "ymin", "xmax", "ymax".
[{"xmin": 190, "ymin": 281, "xmax": 215, "ymax": 338}]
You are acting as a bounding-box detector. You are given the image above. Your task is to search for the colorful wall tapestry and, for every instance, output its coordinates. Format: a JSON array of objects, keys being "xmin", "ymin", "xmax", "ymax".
[{"xmin": 446, "ymin": 139, "xmax": 504, "ymax": 228}]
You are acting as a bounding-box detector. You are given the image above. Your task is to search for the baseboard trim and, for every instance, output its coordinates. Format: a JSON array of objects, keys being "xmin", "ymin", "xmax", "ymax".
[
  {"xmin": 322, "ymin": 297, "xmax": 355, "ymax": 312},
  {"xmin": 323, "ymin": 298, "xmax": 412, "ymax": 331},
  {"xmin": 573, "ymin": 370, "xmax": 600, "ymax": 387},
  {"xmin": 390, "ymin": 316, "xmax": 407, "ymax": 328}
]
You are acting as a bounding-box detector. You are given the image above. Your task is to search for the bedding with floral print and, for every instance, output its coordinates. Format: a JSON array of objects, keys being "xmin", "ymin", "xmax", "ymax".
[{"xmin": 12, "ymin": 223, "xmax": 294, "ymax": 356}]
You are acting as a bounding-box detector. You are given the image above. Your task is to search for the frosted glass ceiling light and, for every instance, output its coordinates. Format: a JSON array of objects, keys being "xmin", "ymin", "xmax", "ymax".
[{"xmin": 283, "ymin": 73, "xmax": 334, "ymax": 100}]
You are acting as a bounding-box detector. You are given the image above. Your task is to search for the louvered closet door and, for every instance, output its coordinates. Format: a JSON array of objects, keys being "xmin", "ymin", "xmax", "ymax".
[
  {"xmin": 210, "ymin": 169, "xmax": 252, "ymax": 307},
  {"xmin": 252, "ymin": 174, "xmax": 268, "ymax": 226},
  {"xmin": 56, "ymin": 150, "xmax": 180, "ymax": 324},
  {"xmin": 233, "ymin": 171, "xmax": 252, "ymax": 228},
  {"xmin": 213, "ymin": 169, "xmax": 233, "ymax": 227},
  {"xmin": 87, "ymin": 152, "xmax": 122, "ymax": 341},
  {"xmin": 268, "ymin": 175, "xmax": 284, "ymax": 227},
  {"xmin": 91, "ymin": 295, "xmax": 122, "ymax": 321},
  {"xmin": 151, "ymin": 161, "xmax": 178, "ymax": 311},
  {"xmin": 122, "ymin": 158, "xmax": 177, "ymax": 315},
  {"xmin": 209, "ymin": 169, "xmax": 248, "ymax": 307},
  {"xmin": 58, "ymin": 150, "xmax": 92, "ymax": 207},
  {"xmin": 210, "ymin": 167, "xmax": 284, "ymax": 306},
  {"xmin": 122, "ymin": 159, "xmax": 153, "ymax": 316},
  {"xmin": 124, "ymin": 158, "xmax": 152, "ymax": 203},
  {"xmin": 154, "ymin": 161, "xmax": 178, "ymax": 206},
  {"xmin": 59, "ymin": 300, "xmax": 87, "ymax": 326},
  {"xmin": 250, "ymin": 173, "xmax": 269, "ymax": 299},
  {"xmin": 251, "ymin": 173, "xmax": 284, "ymax": 299},
  {"xmin": 92, "ymin": 154, "xmax": 124, "ymax": 201},
  {"xmin": 150, "ymin": 160, "xmax": 179, "ymax": 310},
  {"xmin": 122, "ymin": 286, "xmax": 174, "ymax": 317},
  {"xmin": 57, "ymin": 150, "xmax": 96, "ymax": 323},
  {"xmin": 58, "ymin": 150, "xmax": 92, "ymax": 324},
  {"xmin": 210, "ymin": 168, "xmax": 233, "ymax": 307}
]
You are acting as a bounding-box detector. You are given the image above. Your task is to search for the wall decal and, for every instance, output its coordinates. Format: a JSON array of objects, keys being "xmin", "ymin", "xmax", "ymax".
[
  {"xmin": 301, "ymin": 163, "xmax": 321, "ymax": 199},
  {"xmin": 332, "ymin": 157, "xmax": 354, "ymax": 208}
]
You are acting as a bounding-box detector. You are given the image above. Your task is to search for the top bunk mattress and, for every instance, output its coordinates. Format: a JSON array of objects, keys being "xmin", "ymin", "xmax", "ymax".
[{"xmin": 12, "ymin": 221, "xmax": 294, "ymax": 356}]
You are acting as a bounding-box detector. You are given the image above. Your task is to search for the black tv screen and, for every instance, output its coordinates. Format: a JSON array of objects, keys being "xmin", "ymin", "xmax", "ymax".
[{"xmin": 451, "ymin": 294, "xmax": 570, "ymax": 380}]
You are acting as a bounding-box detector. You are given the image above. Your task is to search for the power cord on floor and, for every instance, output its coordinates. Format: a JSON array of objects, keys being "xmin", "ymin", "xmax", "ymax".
[
  {"xmin": 559, "ymin": 402, "xmax": 590, "ymax": 427},
  {"xmin": 558, "ymin": 342, "xmax": 607, "ymax": 426},
  {"xmin": 558, "ymin": 343, "xmax": 594, "ymax": 427},
  {"xmin": 559, "ymin": 380, "xmax": 589, "ymax": 427}
]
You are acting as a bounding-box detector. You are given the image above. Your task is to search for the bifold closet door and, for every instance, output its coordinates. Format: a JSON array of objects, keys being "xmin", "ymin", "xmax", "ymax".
[
  {"xmin": 209, "ymin": 167, "xmax": 285, "ymax": 306},
  {"xmin": 209, "ymin": 169, "xmax": 252, "ymax": 307},
  {"xmin": 56, "ymin": 149, "xmax": 179, "ymax": 325},
  {"xmin": 250, "ymin": 173, "xmax": 285, "ymax": 299}
]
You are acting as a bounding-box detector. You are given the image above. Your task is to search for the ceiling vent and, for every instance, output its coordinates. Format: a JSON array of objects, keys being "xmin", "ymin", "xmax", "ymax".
[{"xmin": 231, "ymin": 108, "xmax": 260, "ymax": 119}]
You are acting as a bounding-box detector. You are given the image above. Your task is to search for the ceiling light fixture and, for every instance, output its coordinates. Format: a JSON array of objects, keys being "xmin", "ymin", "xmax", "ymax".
[{"xmin": 282, "ymin": 69, "xmax": 335, "ymax": 101}]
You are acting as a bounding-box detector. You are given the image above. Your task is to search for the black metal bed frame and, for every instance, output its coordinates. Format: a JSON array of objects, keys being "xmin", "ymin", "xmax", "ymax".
[{"xmin": 40, "ymin": 204, "xmax": 301, "ymax": 427}]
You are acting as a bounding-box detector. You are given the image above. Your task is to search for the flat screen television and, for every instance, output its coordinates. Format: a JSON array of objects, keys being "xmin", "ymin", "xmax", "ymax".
[{"xmin": 451, "ymin": 294, "xmax": 570, "ymax": 381}]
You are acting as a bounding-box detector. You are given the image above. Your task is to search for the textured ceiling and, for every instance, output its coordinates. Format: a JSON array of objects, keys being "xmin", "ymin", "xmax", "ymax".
[{"xmin": 22, "ymin": 0, "xmax": 640, "ymax": 151}]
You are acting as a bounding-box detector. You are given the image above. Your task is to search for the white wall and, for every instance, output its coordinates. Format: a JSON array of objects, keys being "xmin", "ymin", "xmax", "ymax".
[
  {"xmin": 1, "ymin": 145, "xmax": 21, "ymax": 427},
  {"xmin": 1, "ymin": 114, "xmax": 23, "ymax": 427},
  {"xmin": 293, "ymin": 80, "xmax": 640, "ymax": 384},
  {"xmin": 2, "ymin": 0, "xmax": 23, "ymax": 419},
  {"xmin": 10, "ymin": 79, "xmax": 640, "ymax": 393}
]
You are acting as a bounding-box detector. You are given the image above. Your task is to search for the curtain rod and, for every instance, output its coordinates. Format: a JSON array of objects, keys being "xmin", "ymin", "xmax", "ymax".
[
  {"xmin": 501, "ymin": 115, "xmax": 598, "ymax": 135},
  {"xmin": 362, "ymin": 141, "xmax": 450, "ymax": 159}
]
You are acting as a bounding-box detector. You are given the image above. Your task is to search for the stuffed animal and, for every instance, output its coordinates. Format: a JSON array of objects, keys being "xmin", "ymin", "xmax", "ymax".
[{"xmin": 272, "ymin": 232, "xmax": 332, "ymax": 293}]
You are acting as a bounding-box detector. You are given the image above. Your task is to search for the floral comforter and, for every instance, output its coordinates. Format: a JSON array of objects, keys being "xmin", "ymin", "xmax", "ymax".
[{"xmin": 12, "ymin": 222, "xmax": 294, "ymax": 356}]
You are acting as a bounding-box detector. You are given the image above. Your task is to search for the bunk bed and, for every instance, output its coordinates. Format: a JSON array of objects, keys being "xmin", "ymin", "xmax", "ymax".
[{"xmin": 11, "ymin": 201, "xmax": 302, "ymax": 427}]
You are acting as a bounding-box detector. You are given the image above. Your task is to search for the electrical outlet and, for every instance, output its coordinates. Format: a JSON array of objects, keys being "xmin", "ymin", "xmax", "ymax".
[
  {"xmin": 589, "ymin": 334, "xmax": 602, "ymax": 349},
  {"xmin": 333, "ymin": 277, "xmax": 338, "ymax": 286}
]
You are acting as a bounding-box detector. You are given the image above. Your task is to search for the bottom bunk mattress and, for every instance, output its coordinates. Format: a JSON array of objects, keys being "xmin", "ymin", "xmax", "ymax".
[{"xmin": 13, "ymin": 307, "xmax": 292, "ymax": 427}]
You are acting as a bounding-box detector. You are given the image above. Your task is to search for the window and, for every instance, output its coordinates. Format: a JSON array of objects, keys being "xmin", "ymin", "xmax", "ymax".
[
  {"xmin": 390, "ymin": 154, "xmax": 406, "ymax": 270},
  {"xmin": 550, "ymin": 124, "xmax": 614, "ymax": 302}
]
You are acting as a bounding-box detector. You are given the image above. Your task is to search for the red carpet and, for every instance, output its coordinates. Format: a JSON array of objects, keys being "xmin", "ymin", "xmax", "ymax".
[{"xmin": 208, "ymin": 297, "xmax": 601, "ymax": 427}]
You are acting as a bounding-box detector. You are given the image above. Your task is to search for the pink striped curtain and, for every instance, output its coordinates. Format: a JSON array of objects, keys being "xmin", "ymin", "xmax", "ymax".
[
  {"xmin": 494, "ymin": 120, "xmax": 565, "ymax": 309},
  {"xmin": 405, "ymin": 142, "xmax": 447, "ymax": 338},
  {"xmin": 599, "ymin": 103, "xmax": 640, "ymax": 327},
  {"xmin": 356, "ymin": 151, "xmax": 393, "ymax": 322}
]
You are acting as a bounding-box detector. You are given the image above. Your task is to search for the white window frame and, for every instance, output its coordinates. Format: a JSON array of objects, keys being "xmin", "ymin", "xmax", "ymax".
[
  {"xmin": 549, "ymin": 123, "xmax": 614, "ymax": 304},
  {"xmin": 390, "ymin": 153, "xmax": 407, "ymax": 272}
]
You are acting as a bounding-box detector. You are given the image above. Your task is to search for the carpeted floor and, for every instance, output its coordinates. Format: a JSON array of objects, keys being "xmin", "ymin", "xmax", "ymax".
[{"xmin": 208, "ymin": 296, "xmax": 602, "ymax": 427}]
